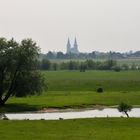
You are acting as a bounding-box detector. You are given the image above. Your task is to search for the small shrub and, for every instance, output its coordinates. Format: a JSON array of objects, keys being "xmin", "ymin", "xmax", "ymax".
[
  {"xmin": 97, "ymin": 88, "xmax": 103, "ymax": 93},
  {"xmin": 59, "ymin": 117, "xmax": 64, "ymax": 120},
  {"xmin": 118, "ymin": 102, "xmax": 132, "ymax": 118},
  {"xmin": 3, "ymin": 117, "xmax": 9, "ymax": 120},
  {"xmin": 111, "ymin": 66, "xmax": 121, "ymax": 72}
]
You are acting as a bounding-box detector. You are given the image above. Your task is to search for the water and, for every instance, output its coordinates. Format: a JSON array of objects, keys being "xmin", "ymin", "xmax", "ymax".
[{"xmin": 4, "ymin": 108, "xmax": 140, "ymax": 120}]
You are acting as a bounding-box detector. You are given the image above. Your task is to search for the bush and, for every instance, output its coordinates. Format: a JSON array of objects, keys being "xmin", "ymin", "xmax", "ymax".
[
  {"xmin": 96, "ymin": 88, "xmax": 103, "ymax": 93},
  {"xmin": 111, "ymin": 66, "xmax": 121, "ymax": 72}
]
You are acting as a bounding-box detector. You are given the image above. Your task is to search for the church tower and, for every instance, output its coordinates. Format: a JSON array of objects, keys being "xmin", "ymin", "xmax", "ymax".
[
  {"xmin": 66, "ymin": 38, "xmax": 71, "ymax": 54},
  {"xmin": 73, "ymin": 38, "xmax": 78, "ymax": 50},
  {"xmin": 73, "ymin": 37, "xmax": 79, "ymax": 54},
  {"xmin": 66, "ymin": 37, "xmax": 79, "ymax": 54}
]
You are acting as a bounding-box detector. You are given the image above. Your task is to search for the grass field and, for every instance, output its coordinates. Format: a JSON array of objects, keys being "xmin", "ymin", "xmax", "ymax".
[
  {"xmin": 0, "ymin": 91, "xmax": 139, "ymax": 112},
  {"xmin": 44, "ymin": 70, "xmax": 140, "ymax": 91},
  {"xmin": 1, "ymin": 70, "xmax": 140, "ymax": 112},
  {"xmin": 0, "ymin": 118, "xmax": 140, "ymax": 140}
]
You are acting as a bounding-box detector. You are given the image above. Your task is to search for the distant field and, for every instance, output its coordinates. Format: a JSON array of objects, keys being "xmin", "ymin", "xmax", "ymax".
[
  {"xmin": 0, "ymin": 118, "xmax": 140, "ymax": 140},
  {"xmin": 44, "ymin": 70, "xmax": 140, "ymax": 91}
]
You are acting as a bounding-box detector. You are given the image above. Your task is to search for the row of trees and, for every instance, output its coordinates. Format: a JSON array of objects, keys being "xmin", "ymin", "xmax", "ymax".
[
  {"xmin": 41, "ymin": 50, "xmax": 140, "ymax": 60},
  {"xmin": 38, "ymin": 59, "xmax": 118, "ymax": 71},
  {"xmin": 38, "ymin": 59, "xmax": 140, "ymax": 71},
  {"xmin": 41, "ymin": 51, "xmax": 124, "ymax": 59}
]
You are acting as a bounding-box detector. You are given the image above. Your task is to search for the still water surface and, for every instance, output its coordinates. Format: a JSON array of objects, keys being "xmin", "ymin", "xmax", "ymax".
[{"xmin": 5, "ymin": 108, "xmax": 140, "ymax": 120}]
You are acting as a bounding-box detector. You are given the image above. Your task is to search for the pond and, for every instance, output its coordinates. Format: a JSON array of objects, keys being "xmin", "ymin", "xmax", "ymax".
[{"xmin": 4, "ymin": 108, "xmax": 140, "ymax": 120}]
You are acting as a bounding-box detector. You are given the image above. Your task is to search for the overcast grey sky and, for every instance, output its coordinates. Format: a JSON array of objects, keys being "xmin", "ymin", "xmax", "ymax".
[{"xmin": 0, "ymin": 0, "xmax": 140, "ymax": 53}]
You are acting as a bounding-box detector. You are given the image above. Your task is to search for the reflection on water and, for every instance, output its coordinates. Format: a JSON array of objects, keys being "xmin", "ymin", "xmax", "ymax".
[{"xmin": 5, "ymin": 108, "xmax": 140, "ymax": 120}]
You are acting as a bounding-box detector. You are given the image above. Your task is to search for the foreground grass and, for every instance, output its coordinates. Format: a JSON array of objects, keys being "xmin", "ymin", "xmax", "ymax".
[{"xmin": 0, "ymin": 118, "xmax": 140, "ymax": 140}]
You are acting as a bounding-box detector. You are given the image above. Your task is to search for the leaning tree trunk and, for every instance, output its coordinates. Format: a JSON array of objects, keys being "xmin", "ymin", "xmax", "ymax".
[
  {"xmin": 0, "ymin": 66, "xmax": 19, "ymax": 106},
  {"xmin": 1, "ymin": 94, "xmax": 11, "ymax": 106},
  {"xmin": 124, "ymin": 111, "xmax": 129, "ymax": 118},
  {"xmin": 0, "ymin": 92, "xmax": 12, "ymax": 106},
  {"xmin": 0, "ymin": 80, "xmax": 15, "ymax": 106},
  {"xmin": 0, "ymin": 98, "xmax": 4, "ymax": 106}
]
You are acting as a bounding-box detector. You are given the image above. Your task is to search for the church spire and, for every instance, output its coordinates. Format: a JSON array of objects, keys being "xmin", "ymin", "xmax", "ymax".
[
  {"xmin": 74, "ymin": 37, "xmax": 77, "ymax": 46},
  {"xmin": 73, "ymin": 37, "xmax": 78, "ymax": 50},
  {"xmin": 66, "ymin": 38, "xmax": 71, "ymax": 54},
  {"xmin": 73, "ymin": 37, "xmax": 79, "ymax": 54},
  {"xmin": 66, "ymin": 37, "xmax": 79, "ymax": 54}
]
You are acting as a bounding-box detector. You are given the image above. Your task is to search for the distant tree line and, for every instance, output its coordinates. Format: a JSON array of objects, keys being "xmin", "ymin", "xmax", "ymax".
[
  {"xmin": 40, "ymin": 50, "xmax": 140, "ymax": 60},
  {"xmin": 38, "ymin": 59, "xmax": 140, "ymax": 71}
]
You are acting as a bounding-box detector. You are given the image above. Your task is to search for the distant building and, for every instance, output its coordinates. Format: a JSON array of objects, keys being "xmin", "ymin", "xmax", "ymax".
[{"xmin": 66, "ymin": 38, "xmax": 79, "ymax": 54}]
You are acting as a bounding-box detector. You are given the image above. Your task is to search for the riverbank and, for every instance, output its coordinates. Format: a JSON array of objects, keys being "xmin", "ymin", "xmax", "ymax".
[{"xmin": 1, "ymin": 91, "xmax": 140, "ymax": 113}]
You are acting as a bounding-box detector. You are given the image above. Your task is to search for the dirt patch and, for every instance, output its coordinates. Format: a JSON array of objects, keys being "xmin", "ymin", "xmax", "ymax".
[
  {"xmin": 38, "ymin": 105, "xmax": 108, "ymax": 113},
  {"xmin": 38, "ymin": 108, "xmax": 59, "ymax": 113},
  {"xmin": 93, "ymin": 105, "xmax": 107, "ymax": 110}
]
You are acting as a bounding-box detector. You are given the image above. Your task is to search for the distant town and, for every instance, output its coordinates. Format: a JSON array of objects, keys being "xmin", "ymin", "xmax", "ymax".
[{"xmin": 41, "ymin": 38, "xmax": 140, "ymax": 60}]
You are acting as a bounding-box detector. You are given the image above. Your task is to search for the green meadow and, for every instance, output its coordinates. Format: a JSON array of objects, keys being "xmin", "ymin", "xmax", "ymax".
[
  {"xmin": 1, "ymin": 70, "xmax": 140, "ymax": 112},
  {"xmin": 44, "ymin": 70, "xmax": 140, "ymax": 91},
  {"xmin": 0, "ymin": 118, "xmax": 140, "ymax": 140}
]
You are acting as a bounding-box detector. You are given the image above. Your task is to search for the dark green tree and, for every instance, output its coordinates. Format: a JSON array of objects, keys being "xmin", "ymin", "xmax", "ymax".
[
  {"xmin": 118, "ymin": 102, "xmax": 132, "ymax": 118},
  {"xmin": 46, "ymin": 51, "xmax": 55, "ymax": 59},
  {"xmin": 41, "ymin": 59, "xmax": 51, "ymax": 70},
  {"xmin": 57, "ymin": 52, "xmax": 65, "ymax": 59},
  {"xmin": 0, "ymin": 38, "xmax": 45, "ymax": 105},
  {"xmin": 68, "ymin": 61, "xmax": 79, "ymax": 70},
  {"xmin": 86, "ymin": 59, "xmax": 96, "ymax": 70},
  {"xmin": 52, "ymin": 63, "xmax": 58, "ymax": 71},
  {"xmin": 106, "ymin": 59, "xmax": 117, "ymax": 70},
  {"xmin": 80, "ymin": 63, "xmax": 87, "ymax": 72}
]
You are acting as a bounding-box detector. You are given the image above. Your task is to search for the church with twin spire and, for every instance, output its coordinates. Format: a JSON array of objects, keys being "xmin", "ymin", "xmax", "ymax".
[{"xmin": 66, "ymin": 38, "xmax": 79, "ymax": 54}]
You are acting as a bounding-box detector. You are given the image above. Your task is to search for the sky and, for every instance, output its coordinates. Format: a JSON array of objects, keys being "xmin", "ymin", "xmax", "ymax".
[{"xmin": 0, "ymin": 0, "xmax": 140, "ymax": 53}]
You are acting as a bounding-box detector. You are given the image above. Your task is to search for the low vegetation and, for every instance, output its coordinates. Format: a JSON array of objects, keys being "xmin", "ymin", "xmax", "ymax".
[
  {"xmin": 0, "ymin": 118, "xmax": 140, "ymax": 140},
  {"xmin": 44, "ymin": 70, "xmax": 140, "ymax": 91}
]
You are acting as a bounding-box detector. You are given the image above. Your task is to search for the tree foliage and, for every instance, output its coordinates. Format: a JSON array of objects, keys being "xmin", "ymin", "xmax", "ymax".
[
  {"xmin": 118, "ymin": 102, "xmax": 132, "ymax": 118},
  {"xmin": 0, "ymin": 38, "xmax": 45, "ymax": 105},
  {"xmin": 41, "ymin": 59, "xmax": 51, "ymax": 70}
]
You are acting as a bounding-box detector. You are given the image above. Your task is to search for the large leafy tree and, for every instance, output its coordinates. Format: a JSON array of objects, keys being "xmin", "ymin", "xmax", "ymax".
[{"xmin": 0, "ymin": 38, "xmax": 45, "ymax": 106}]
